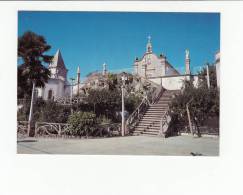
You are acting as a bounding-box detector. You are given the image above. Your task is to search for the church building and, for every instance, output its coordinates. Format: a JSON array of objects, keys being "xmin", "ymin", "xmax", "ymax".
[
  {"xmin": 134, "ymin": 36, "xmax": 191, "ymax": 78},
  {"xmin": 36, "ymin": 50, "xmax": 71, "ymax": 100},
  {"xmin": 134, "ymin": 36, "xmax": 193, "ymax": 90}
]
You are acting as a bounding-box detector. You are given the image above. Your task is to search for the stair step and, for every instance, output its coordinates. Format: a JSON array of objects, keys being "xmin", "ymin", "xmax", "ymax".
[
  {"xmin": 141, "ymin": 131, "xmax": 158, "ymax": 135},
  {"xmin": 144, "ymin": 112, "xmax": 165, "ymax": 115},
  {"xmin": 131, "ymin": 89, "xmax": 178, "ymax": 136},
  {"xmin": 133, "ymin": 130, "xmax": 159, "ymax": 134},
  {"xmin": 140, "ymin": 116, "xmax": 161, "ymax": 118},
  {"xmin": 142, "ymin": 117, "xmax": 162, "ymax": 120},
  {"xmin": 149, "ymin": 106, "xmax": 168, "ymax": 108},
  {"xmin": 137, "ymin": 121, "xmax": 154, "ymax": 127},
  {"xmin": 157, "ymin": 99, "xmax": 171, "ymax": 102},
  {"xmin": 146, "ymin": 110, "xmax": 166, "ymax": 112},
  {"xmin": 150, "ymin": 104, "xmax": 169, "ymax": 106},
  {"xmin": 145, "ymin": 110, "xmax": 167, "ymax": 113},
  {"xmin": 145, "ymin": 109, "xmax": 168, "ymax": 112},
  {"xmin": 134, "ymin": 126, "xmax": 160, "ymax": 131},
  {"xmin": 149, "ymin": 106, "xmax": 168, "ymax": 109},
  {"xmin": 137, "ymin": 124, "xmax": 162, "ymax": 128},
  {"xmin": 144, "ymin": 128, "xmax": 160, "ymax": 132},
  {"xmin": 147, "ymin": 127, "xmax": 160, "ymax": 131},
  {"xmin": 145, "ymin": 113, "xmax": 165, "ymax": 116}
]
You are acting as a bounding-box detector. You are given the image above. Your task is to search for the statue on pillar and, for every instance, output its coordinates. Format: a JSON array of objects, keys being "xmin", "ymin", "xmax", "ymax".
[
  {"xmin": 185, "ymin": 49, "xmax": 190, "ymax": 59},
  {"xmin": 102, "ymin": 62, "xmax": 107, "ymax": 76}
]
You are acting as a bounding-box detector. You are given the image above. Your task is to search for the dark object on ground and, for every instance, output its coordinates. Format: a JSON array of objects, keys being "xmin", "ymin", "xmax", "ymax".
[{"xmin": 190, "ymin": 152, "xmax": 203, "ymax": 156}]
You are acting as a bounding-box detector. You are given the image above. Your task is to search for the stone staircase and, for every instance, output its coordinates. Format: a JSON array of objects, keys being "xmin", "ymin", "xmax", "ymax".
[{"xmin": 133, "ymin": 90, "xmax": 179, "ymax": 136}]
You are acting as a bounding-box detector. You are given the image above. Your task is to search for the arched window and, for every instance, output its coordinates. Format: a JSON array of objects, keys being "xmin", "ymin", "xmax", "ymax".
[{"xmin": 48, "ymin": 89, "xmax": 53, "ymax": 100}]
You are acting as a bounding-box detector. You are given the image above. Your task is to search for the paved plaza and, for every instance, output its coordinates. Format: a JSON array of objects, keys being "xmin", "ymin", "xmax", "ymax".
[{"xmin": 17, "ymin": 135, "xmax": 219, "ymax": 156}]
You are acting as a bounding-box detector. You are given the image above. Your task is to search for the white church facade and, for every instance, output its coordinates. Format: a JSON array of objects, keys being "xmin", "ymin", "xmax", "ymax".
[
  {"xmin": 134, "ymin": 36, "xmax": 183, "ymax": 78},
  {"xmin": 134, "ymin": 36, "xmax": 196, "ymax": 90},
  {"xmin": 36, "ymin": 50, "xmax": 72, "ymax": 100}
]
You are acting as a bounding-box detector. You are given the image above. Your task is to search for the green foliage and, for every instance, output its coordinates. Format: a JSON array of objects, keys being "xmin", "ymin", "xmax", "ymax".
[
  {"xmin": 67, "ymin": 111, "xmax": 97, "ymax": 136},
  {"xmin": 125, "ymin": 93, "xmax": 142, "ymax": 114},
  {"xmin": 107, "ymin": 73, "xmax": 118, "ymax": 90},
  {"xmin": 198, "ymin": 64, "xmax": 217, "ymax": 89},
  {"xmin": 97, "ymin": 115, "xmax": 112, "ymax": 124},
  {"xmin": 18, "ymin": 31, "xmax": 52, "ymax": 98},
  {"xmin": 17, "ymin": 99, "xmax": 71, "ymax": 123},
  {"xmin": 36, "ymin": 100, "xmax": 71, "ymax": 123},
  {"xmin": 169, "ymin": 66, "xmax": 219, "ymax": 134},
  {"xmin": 82, "ymin": 86, "xmax": 143, "ymax": 122},
  {"xmin": 84, "ymin": 88, "xmax": 122, "ymax": 122}
]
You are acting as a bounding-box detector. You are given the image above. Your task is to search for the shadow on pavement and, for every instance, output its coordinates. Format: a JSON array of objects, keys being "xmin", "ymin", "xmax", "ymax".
[{"xmin": 17, "ymin": 140, "xmax": 37, "ymax": 143}]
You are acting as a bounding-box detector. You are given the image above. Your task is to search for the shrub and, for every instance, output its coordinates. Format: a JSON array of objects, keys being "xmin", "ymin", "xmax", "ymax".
[
  {"xmin": 97, "ymin": 115, "xmax": 112, "ymax": 124},
  {"xmin": 67, "ymin": 111, "xmax": 97, "ymax": 136},
  {"xmin": 37, "ymin": 100, "xmax": 71, "ymax": 123}
]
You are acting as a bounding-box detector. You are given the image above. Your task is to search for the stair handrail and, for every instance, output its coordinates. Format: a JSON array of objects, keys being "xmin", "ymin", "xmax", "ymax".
[
  {"xmin": 134, "ymin": 74, "xmax": 163, "ymax": 104},
  {"xmin": 150, "ymin": 85, "xmax": 164, "ymax": 104},
  {"xmin": 125, "ymin": 82, "xmax": 165, "ymax": 133},
  {"xmin": 159, "ymin": 108, "xmax": 171, "ymax": 137},
  {"xmin": 125, "ymin": 96, "xmax": 150, "ymax": 132}
]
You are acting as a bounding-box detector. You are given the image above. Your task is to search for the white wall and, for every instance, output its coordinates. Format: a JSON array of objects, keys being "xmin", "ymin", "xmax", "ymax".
[
  {"xmin": 38, "ymin": 79, "xmax": 65, "ymax": 100},
  {"xmin": 149, "ymin": 75, "xmax": 199, "ymax": 90}
]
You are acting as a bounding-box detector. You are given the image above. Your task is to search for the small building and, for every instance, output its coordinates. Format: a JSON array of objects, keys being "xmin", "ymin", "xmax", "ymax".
[{"xmin": 36, "ymin": 50, "xmax": 71, "ymax": 100}]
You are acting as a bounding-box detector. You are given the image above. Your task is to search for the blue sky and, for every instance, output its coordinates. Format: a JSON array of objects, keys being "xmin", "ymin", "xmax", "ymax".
[{"xmin": 18, "ymin": 11, "xmax": 220, "ymax": 79}]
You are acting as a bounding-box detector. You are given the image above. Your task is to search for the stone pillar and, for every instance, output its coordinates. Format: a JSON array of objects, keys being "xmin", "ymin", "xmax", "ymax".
[
  {"xmin": 134, "ymin": 57, "xmax": 139, "ymax": 75},
  {"xmin": 185, "ymin": 49, "xmax": 191, "ymax": 75}
]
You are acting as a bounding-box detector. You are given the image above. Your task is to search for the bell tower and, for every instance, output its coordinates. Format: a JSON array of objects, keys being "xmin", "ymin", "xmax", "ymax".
[{"xmin": 48, "ymin": 49, "xmax": 68, "ymax": 81}]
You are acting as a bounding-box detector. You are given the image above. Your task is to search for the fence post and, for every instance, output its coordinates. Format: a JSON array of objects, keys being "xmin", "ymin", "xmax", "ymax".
[
  {"xmin": 58, "ymin": 124, "xmax": 61, "ymax": 136},
  {"xmin": 186, "ymin": 104, "xmax": 193, "ymax": 136}
]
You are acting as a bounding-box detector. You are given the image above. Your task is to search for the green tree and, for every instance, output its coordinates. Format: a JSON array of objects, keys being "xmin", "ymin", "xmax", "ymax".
[
  {"xmin": 169, "ymin": 66, "xmax": 219, "ymax": 136},
  {"xmin": 107, "ymin": 73, "xmax": 118, "ymax": 90},
  {"xmin": 18, "ymin": 31, "xmax": 53, "ymax": 135},
  {"xmin": 85, "ymin": 88, "xmax": 122, "ymax": 121},
  {"xmin": 198, "ymin": 64, "xmax": 218, "ymax": 89}
]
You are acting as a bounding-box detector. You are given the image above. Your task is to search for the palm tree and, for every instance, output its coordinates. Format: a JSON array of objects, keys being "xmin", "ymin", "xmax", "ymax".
[{"xmin": 18, "ymin": 31, "xmax": 53, "ymax": 136}]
